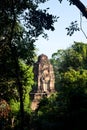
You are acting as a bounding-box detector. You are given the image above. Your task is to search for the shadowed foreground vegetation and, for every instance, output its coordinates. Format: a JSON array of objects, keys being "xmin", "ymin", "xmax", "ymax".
[
  {"xmin": 0, "ymin": 0, "xmax": 87, "ymax": 129},
  {"xmin": 0, "ymin": 42, "xmax": 87, "ymax": 130}
]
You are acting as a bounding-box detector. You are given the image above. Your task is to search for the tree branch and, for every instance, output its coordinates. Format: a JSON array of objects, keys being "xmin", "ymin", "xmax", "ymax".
[
  {"xmin": 71, "ymin": 0, "xmax": 87, "ymax": 19},
  {"xmin": 80, "ymin": 12, "xmax": 87, "ymax": 39}
]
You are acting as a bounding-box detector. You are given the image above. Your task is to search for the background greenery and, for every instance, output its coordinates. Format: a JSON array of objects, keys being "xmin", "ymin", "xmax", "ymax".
[{"xmin": 0, "ymin": 0, "xmax": 87, "ymax": 130}]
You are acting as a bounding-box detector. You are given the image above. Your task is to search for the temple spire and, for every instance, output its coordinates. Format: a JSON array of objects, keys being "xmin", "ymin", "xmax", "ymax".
[{"xmin": 30, "ymin": 54, "xmax": 55, "ymax": 110}]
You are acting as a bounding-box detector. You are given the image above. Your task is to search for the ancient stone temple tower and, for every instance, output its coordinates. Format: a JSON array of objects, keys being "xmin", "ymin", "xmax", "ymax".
[{"xmin": 30, "ymin": 54, "xmax": 55, "ymax": 110}]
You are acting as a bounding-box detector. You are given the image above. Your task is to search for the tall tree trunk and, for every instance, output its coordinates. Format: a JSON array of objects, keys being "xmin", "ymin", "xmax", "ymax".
[
  {"xmin": 9, "ymin": 29, "xmax": 24, "ymax": 130},
  {"xmin": 8, "ymin": 1, "xmax": 25, "ymax": 129},
  {"xmin": 14, "ymin": 53, "xmax": 24, "ymax": 130}
]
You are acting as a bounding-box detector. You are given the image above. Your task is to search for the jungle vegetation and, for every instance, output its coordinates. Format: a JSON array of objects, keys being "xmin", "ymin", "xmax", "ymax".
[{"xmin": 0, "ymin": 0, "xmax": 87, "ymax": 130}]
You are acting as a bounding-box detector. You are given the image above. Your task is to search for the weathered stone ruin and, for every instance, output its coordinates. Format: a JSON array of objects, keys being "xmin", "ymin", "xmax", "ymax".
[{"xmin": 30, "ymin": 54, "xmax": 55, "ymax": 110}]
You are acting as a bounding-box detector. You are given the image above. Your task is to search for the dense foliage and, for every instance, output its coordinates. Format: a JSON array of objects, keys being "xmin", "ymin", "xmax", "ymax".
[
  {"xmin": 0, "ymin": 0, "xmax": 57, "ymax": 129},
  {"xmin": 1, "ymin": 0, "xmax": 87, "ymax": 129},
  {"xmin": 32, "ymin": 42, "xmax": 87, "ymax": 130}
]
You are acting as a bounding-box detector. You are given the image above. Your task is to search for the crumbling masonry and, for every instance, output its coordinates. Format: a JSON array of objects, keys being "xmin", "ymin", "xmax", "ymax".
[{"xmin": 30, "ymin": 54, "xmax": 55, "ymax": 110}]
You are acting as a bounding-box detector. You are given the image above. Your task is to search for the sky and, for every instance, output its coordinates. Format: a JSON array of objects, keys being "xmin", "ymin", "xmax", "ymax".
[{"xmin": 35, "ymin": 0, "xmax": 87, "ymax": 58}]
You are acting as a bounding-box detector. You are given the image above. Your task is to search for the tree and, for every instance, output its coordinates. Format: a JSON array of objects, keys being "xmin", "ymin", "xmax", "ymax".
[
  {"xmin": 0, "ymin": 0, "xmax": 57, "ymax": 129},
  {"xmin": 58, "ymin": 0, "xmax": 87, "ymax": 37},
  {"xmin": 9, "ymin": 60, "xmax": 34, "ymax": 128},
  {"xmin": 50, "ymin": 42, "xmax": 87, "ymax": 129},
  {"xmin": 51, "ymin": 42, "xmax": 87, "ymax": 88},
  {"xmin": 58, "ymin": 0, "xmax": 87, "ymax": 19},
  {"xmin": 31, "ymin": 93, "xmax": 63, "ymax": 130}
]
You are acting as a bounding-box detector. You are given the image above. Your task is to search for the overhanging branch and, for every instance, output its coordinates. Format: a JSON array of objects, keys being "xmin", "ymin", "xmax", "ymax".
[{"xmin": 71, "ymin": 0, "xmax": 87, "ymax": 19}]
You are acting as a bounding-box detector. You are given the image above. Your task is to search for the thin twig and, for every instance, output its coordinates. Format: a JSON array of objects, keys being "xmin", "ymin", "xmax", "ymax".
[{"xmin": 80, "ymin": 12, "xmax": 87, "ymax": 39}]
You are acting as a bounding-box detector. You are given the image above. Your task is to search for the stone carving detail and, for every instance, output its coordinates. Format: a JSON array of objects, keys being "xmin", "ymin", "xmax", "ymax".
[{"xmin": 30, "ymin": 54, "xmax": 55, "ymax": 110}]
